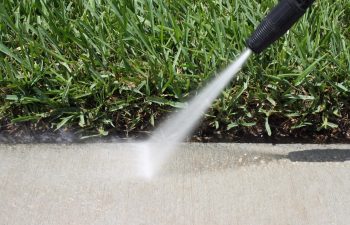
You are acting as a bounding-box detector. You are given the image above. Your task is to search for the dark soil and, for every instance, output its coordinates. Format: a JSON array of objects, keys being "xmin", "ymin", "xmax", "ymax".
[{"xmin": 1, "ymin": 117, "xmax": 350, "ymax": 144}]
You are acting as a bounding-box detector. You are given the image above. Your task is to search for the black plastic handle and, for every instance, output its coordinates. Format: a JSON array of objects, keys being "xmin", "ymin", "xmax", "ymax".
[{"xmin": 246, "ymin": 0, "xmax": 315, "ymax": 54}]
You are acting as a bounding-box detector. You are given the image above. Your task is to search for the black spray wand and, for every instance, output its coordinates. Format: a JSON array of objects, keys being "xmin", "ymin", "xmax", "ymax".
[{"xmin": 247, "ymin": 0, "xmax": 315, "ymax": 53}]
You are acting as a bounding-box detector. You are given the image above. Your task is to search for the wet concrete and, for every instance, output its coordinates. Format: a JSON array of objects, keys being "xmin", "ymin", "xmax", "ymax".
[{"xmin": 0, "ymin": 143, "xmax": 349, "ymax": 225}]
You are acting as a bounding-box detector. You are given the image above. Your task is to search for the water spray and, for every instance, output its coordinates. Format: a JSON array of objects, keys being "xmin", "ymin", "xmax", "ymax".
[{"xmin": 139, "ymin": 0, "xmax": 315, "ymax": 178}]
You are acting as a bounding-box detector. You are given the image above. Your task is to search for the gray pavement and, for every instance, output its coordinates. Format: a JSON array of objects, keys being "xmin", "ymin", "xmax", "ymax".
[{"xmin": 0, "ymin": 143, "xmax": 349, "ymax": 225}]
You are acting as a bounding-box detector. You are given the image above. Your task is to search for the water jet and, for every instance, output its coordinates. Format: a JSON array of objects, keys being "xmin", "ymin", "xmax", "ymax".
[{"xmin": 139, "ymin": 0, "xmax": 316, "ymax": 178}]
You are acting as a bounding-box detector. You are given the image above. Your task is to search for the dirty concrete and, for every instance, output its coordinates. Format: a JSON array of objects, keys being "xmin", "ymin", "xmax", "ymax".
[{"xmin": 0, "ymin": 143, "xmax": 349, "ymax": 225}]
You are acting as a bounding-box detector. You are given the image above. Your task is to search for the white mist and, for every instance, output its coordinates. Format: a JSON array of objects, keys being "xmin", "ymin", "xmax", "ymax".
[{"xmin": 138, "ymin": 49, "xmax": 252, "ymax": 178}]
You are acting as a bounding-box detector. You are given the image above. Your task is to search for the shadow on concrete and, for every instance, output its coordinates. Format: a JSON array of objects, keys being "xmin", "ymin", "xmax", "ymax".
[
  {"xmin": 162, "ymin": 148, "xmax": 350, "ymax": 176},
  {"xmin": 258, "ymin": 149, "xmax": 350, "ymax": 163},
  {"xmin": 286, "ymin": 149, "xmax": 350, "ymax": 162}
]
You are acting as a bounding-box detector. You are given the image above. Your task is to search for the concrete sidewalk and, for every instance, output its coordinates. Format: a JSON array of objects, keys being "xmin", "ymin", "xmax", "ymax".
[{"xmin": 0, "ymin": 143, "xmax": 349, "ymax": 225}]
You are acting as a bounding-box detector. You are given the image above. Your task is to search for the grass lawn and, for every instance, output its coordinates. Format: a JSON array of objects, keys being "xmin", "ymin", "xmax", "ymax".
[{"xmin": 0, "ymin": 0, "xmax": 350, "ymax": 141}]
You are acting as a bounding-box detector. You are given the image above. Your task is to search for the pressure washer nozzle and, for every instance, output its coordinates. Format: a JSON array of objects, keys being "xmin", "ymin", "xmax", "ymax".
[{"xmin": 246, "ymin": 0, "xmax": 315, "ymax": 54}]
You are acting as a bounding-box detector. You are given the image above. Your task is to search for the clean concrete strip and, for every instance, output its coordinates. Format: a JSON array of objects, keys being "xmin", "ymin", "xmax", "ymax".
[{"xmin": 0, "ymin": 143, "xmax": 349, "ymax": 225}]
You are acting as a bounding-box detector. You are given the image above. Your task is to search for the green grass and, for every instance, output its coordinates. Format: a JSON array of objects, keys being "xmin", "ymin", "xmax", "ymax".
[{"xmin": 0, "ymin": 0, "xmax": 349, "ymax": 140}]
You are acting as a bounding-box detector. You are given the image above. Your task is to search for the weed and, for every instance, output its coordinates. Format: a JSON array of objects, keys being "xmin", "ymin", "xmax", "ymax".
[{"xmin": 0, "ymin": 0, "xmax": 349, "ymax": 139}]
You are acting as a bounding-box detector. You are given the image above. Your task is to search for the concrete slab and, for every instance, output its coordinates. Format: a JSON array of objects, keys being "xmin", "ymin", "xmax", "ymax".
[{"xmin": 0, "ymin": 143, "xmax": 349, "ymax": 225}]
